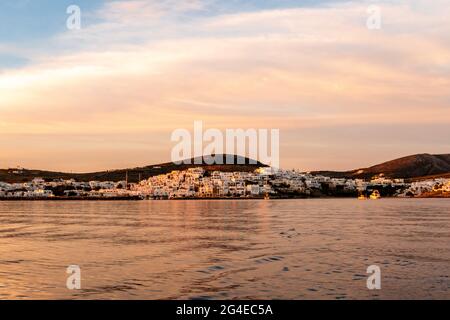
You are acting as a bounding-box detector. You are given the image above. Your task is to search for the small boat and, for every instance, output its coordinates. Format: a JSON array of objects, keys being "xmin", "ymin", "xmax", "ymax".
[
  {"xmin": 369, "ymin": 190, "xmax": 381, "ymax": 200},
  {"xmin": 358, "ymin": 194, "xmax": 368, "ymax": 200}
]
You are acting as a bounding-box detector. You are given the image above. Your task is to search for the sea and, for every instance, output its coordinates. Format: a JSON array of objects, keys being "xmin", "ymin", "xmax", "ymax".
[{"xmin": 0, "ymin": 199, "xmax": 449, "ymax": 299}]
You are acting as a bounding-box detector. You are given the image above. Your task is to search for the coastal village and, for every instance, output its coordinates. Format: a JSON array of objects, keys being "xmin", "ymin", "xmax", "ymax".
[{"xmin": 1, "ymin": 167, "xmax": 449, "ymax": 200}]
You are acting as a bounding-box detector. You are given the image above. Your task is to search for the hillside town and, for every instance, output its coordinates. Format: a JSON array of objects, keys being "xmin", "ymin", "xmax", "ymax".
[{"xmin": 1, "ymin": 167, "xmax": 449, "ymax": 200}]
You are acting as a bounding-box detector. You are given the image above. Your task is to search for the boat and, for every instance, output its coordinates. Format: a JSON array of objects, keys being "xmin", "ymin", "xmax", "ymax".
[
  {"xmin": 264, "ymin": 193, "xmax": 270, "ymax": 200},
  {"xmin": 358, "ymin": 194, "xmax": 368, "ymax": 200},
  {"xmin": 369, "ymin": 190, "xmax": 381, "ymax": 200}
]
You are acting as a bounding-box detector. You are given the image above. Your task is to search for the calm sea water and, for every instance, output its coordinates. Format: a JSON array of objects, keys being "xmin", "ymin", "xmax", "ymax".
[{"xmin": 0, "ymin": 199, "xmax": 449, "ymax": 300}]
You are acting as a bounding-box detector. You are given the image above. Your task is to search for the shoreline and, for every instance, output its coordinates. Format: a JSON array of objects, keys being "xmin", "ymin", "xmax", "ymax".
[
  {"xmin": 0, "ymin": 196, "xmax": 142, "ymax": 201},
  {"xmin": 1, "ymin": 195, "xmax": 449, "ymax": 201}
]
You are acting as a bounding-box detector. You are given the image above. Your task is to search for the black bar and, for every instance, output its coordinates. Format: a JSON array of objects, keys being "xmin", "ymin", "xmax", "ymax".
[{"xmin": 0, "ymin": 300, "xmax": 446, "ymax": 319}]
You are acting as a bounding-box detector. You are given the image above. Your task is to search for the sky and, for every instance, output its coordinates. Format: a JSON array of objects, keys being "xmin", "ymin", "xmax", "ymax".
[{"xmin": 0, "ymin": 0, "xmax": 449, "ymax": 172}]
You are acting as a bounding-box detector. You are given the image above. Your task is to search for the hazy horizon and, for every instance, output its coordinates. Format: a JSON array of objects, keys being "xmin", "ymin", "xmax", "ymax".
[
  {"xmin": 1, "ymin": 0, "xmax": 449, "ymax": 172},
  {"xmin": 2, "ymin": 152, "xmax": 448, "ymax": 174}
]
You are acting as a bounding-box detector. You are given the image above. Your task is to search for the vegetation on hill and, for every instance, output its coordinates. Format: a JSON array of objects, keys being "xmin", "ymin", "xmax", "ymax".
[
  {"xmin": 0, "ymin": 155, "xmax": 267, "ymax": 183},
  {"xmin": 312, "ymin": 153, "xmax": 450, "ymax": 180}
]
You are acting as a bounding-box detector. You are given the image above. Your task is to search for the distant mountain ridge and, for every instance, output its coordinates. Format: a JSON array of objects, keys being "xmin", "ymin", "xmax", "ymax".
[
  {"xmin": 0, "ymin": 154, "xmax": 266, "ymax": 183},
  {"xmin": 313, "ymin": 153, "xmax": 450, "ymax": 180},
  {"xmin": 2, "ymin": 153, "xmax": 450, "ymax": 183}
]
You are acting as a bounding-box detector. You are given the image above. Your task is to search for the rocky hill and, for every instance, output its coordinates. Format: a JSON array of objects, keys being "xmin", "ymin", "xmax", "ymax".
[
  {"xmin": 0, "ymin": 155, "xmax": 267, "ymax": 183},
  {"xmin": 313, "ymin": 154, "xmax": 450, "ymax": 180}
]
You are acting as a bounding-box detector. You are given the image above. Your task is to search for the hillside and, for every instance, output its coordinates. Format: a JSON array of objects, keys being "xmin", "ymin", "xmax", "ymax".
[
  {"xmin": 0, "ymin": 155, "xmax": 267, "ymax": 183},
  {"xmin": 313, "ymin": 153, "xmax": 450, "ymax": 180},
  {"xmin": 3, "ymin": 153, "xmax": 450, "ymax": 184}
]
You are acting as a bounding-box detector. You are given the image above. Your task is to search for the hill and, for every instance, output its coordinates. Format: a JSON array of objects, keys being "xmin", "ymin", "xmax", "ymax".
[
  {"xmin": 0, "ymin": 155, "xmax": 267, "ymax": 183},
  {"xmin": 3, "ymin": 153, "xmax": 450, "ymax": 184},
  {"xmin": 313, "ymin": 153, "xmax": 450, "ymax": 180}
]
